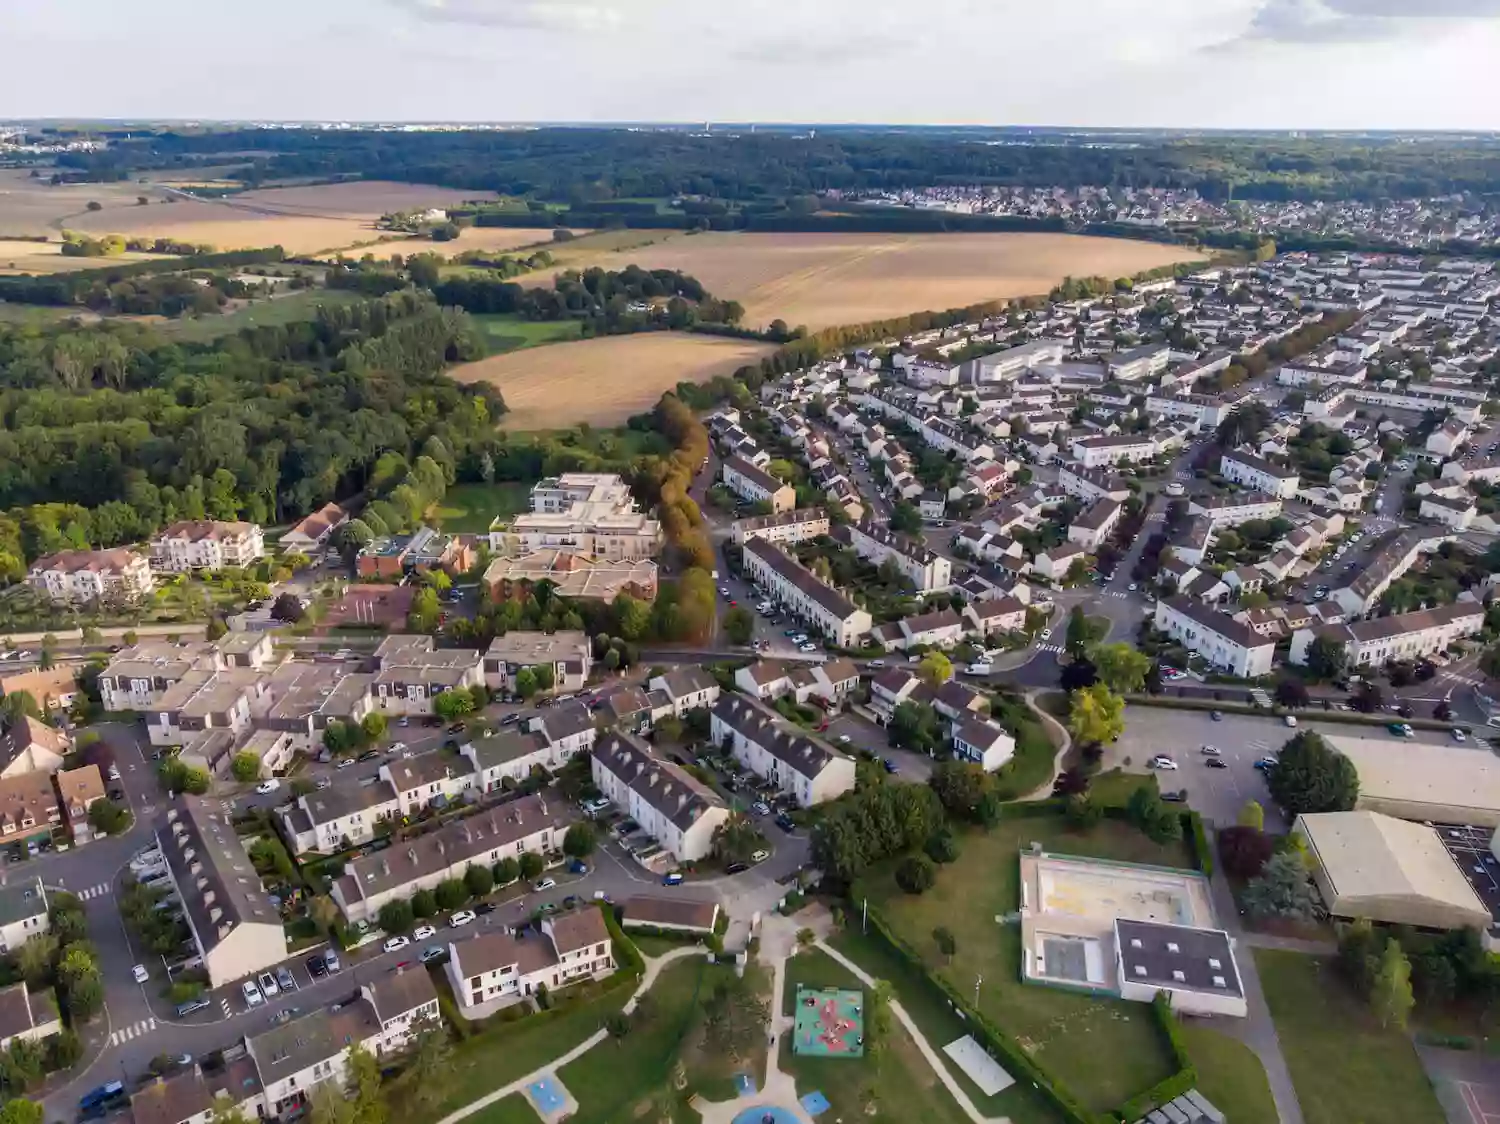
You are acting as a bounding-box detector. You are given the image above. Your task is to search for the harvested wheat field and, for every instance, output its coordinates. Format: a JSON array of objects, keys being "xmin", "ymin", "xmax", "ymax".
[
  {"xmin": 518, "ymin": 230, "xmax": 1203, "ymax": 331},
  {"xmin": 450, "ymin": 332, "xmax": 774, "ymax": 430},
  {"xmin": 0, "ymin": 240, "xmax": 159, "ymax": 275},
  {"xmin": 324, "ymin": 225, "xmax": 580, "ymax": 262}
]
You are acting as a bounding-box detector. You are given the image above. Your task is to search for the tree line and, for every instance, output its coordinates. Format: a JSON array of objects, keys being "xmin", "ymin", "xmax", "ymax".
[{"xmin": 0, "ymin": 247, "xmax": 285, "ymax": 309}]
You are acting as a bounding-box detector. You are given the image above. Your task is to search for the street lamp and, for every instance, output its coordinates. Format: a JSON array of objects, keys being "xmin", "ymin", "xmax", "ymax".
[{"xmin": 974, "ymin": 974, "xmax": 983, "ymax": 1008}]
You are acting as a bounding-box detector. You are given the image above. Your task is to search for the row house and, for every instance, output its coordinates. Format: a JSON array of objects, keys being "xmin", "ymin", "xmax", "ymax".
[
  {"xmin": 1219, "ymin": 450, "xmax": 1301, "ymax": 498},
  {"xmin": 481, "ymin": 630, "xmax": 591, "ymax": 696},
  {"xmin": 591, "ymin": 734, "xmax": 727, "ymax": 863},
  {"xmin": 1187, "ymin": 493, "xmax": 1284, "ymax": 528},
  {"xmin": 332, "ymin": 794, "xmax": 570, "ymax": 925},
  {"xmin": 278, "ymin": 780, "xmax": 400, "ymax": 856},
  {"xmin": 446, "ymin": 908, "xmax": 614, "ymax": 1016},
  {"xmin": 1333, "ymin": 529, "xmax": 1442, "ymax": 617},
  {"xmin": 721, "ymin": 456, "xmax": 796, "ymax": 514},
  {"xmin": 742, "ymin": 540, "xmax": 872, "ymax": 647},
  {"xmin": 963, "ymin": 595, "xmax": 1029, "ymax": 638},
  {"xmin": 1031, "ymin": 541, "xmax": 1087, "ymax": 582},
  {"xmin": 732, "ymin": 659, "xmax": 860, "ymax": 706},
  {"xmin": 150, "ymin": 521, "xmax": 265, "ymax": 573},
  {"xmin": 709, "ymin": 695, "xmax": 857, "ymax": 808},
  {"xmin": 367, "ymin": 635, "xmax": 484, "ymax": 717},
  {"xmin": 871, "ymin": 608, "xmax": 967, "ymax": 652},
  {"xmin": 1144, "ymin": 391, "xmax": 1236, "ymax": 432},
  {"xmin": 1290, "ymin": 601, "xmax": 1485, "ymax": 669},
  {"xmin": 1069, "ymin": 433, "xmax": 1160, "ymax": 468},
  {"xmin": 278, "ymin": 501, "xmax": 348, "ymax": 555},
  {"xmin": 1153, "ymin": 597, "xmax": 1277, "ymax": 679},
  {"xmin": 1067, "ymin": 497, "xmax": 1123, "ymax": 551},
  {"xmin": 1419, "ymin": 492, "xmax": 1478, "ymax": 531},
  {"xmin": 380, "ymin": 753, "xmax": 475, "ymax": 817},
  {"xmin": 1058, "ymin": 464, "xmax": 1131, "ymax": 504},
  {"xmin": 921, "ymin": 417, "xmax": 995, "ymax": 462},
  {"xmin": 841, "ymin": 520, "xmax": 952, "ymax": 592},
  {"xmin": 646, "ymin": 667, "xmax": 722, "ymax": 717}
]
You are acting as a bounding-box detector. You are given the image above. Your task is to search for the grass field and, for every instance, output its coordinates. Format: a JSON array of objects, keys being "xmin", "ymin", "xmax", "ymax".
[
  {"xmin": 161, "ymin": 289, "xmax": 368, "ymax": 342},
  {"xmin": 463, "ymin": 1095, "xmax": 539, "ymax": 1124},
  {"xmin": 0, "ymin": 239, "xmax": 162, "ymax": 275},
  {"xmin": 1255, "ymin": 950, "xmax": 1445, "ymax": 1124},
  {"xmin": 450, "ymin": 331, "xmax": 775, "ymax": 430},
  {"xmin": 867, "ymin": 815, "xmax": 1196, "ymax": 1113},
  {"xmin": 779, "ymin": 947, "xmax": 973, "ymax": 1124},
  {"xmin": 1179, "ymin": 1025, "xmax": 1279, "ymax": 1124},
  {"xmin": 473, "ymin": 313, "xmax": 585, "ymax": 354},
  {"xmin": 431, "ymin": 482, "xmax": 532, "ymax": 533},
  {"xmin": 328, "ymin": 226, "xmax": 578, "ymax": 262},
  {"xmin": 513, "ymin": 230, "xmax": 1203, "ymax": 331}
]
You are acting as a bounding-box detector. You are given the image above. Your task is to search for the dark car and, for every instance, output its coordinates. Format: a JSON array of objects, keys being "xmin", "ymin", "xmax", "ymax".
[
  {"xmin": 307, "ymin": 955, "xmax": 328, "ymax": 979},
  {"xmin": 357, "ymin": 750, "xmax": 380, "ymax": 763},
  {"xmin": 775, "ymin": 813, "xmax": 796, "ymax": 833},
  {"xmin": 1161, "ymin": 789, "xmax": 1188, "ymax": 803},
  {"xmin": 499, "ymin": 712, "xmax": 525, "ymax": 727},
  {"xmin": 1204, "ymin": 757, "xmax": 1228, "ymax": 769},
  {"xmin": 475, "ymin": 902, "xmax": 497, "ymax": 915},
  {"xmin": 725, "ymin": 861, "xmax": 750, "ymax": 875},
  {"xmin": 175, "ymin": 998, "xmax": 212, "ymax": 1017}
]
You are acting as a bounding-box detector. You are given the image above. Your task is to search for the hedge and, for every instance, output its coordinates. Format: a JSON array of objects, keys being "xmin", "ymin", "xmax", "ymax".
[
  {"xmin": 1115, "ymin": 994, "xmax": 1197, "ymax": 1121},
  {"xmin": 857, "ymin": 902, "xmax": 1102, "ymax": 1124},
  {"xmin": 1181, "ymin": 811, "xmax": 1214, "ymax": 877},
  {"xmin": 602, "ymin": 904, "xmax": 645, "ymax": 977}
]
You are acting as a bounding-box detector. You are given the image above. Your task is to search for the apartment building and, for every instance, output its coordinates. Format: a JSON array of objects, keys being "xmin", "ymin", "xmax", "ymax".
[
  {"xmin": 590, "ymin": 734, "xmax": 728, "ymax": 863},
  {"xmin": 1419, "ymin": 493, "xmax": 1478, "ymax": 531},
  {"xmin": 380, "ymin": 753, "xmax": 475, "ymax": 817},
  {"xmin": 721, "ymin": 456, "xmax": 795, "ymax": 514},
  {"xmin": 1144, "ymin": 391, "xmax": 1236, "ymax": 432},
  {"xmin": 709, "ymin": 695, "xmax": 857, "ymax": 808},
  {"xmin": 361, "ymin": 968, "xmax": 441, "ymax": 1052},
  {"xmin": 1106, "ymin": 343, "xmax": 1171, "ymax": 381},
  {"xmin": 332, "ymin": 794, "xmax": 569, "ymax": 925},
  {"xmin": 481, "ymin": 630, "xmax": 591, "ymax": 696},
  {"xmin": 1426, "ymin": 419, "xmax": 1470, "ymax": 459},
  {"xmin": 646, "ymin": 667, "xmax": 721, "ymax": 717},
  {"xmin": 1057, "ymin": 464, "xmax": 1131, "ymax": 504},
  {"xmin": 1067, "ymin": 497, "xmax": 1123, "ymax": 550},
  {"xmin": 966, "ymin": 338, "xmax": 1066, "ymax": 382},
  {"xmin": 277, "ymin": 781, "xmax": 400, "ymax": 856},
  {"xmin": 367, "ymin": 635, "xmax": 485, "ymax": 717},
  {"xmin": 446, "ymin": 908, "xmax": 613, "ymax": 1016},
  {"xmin": 247, "ymin": 1002, "xmax": 384, "ymax": 1117},
  {"xmin": 483, "ymin": 550, "xmax": 658, "ymax": 604},
  {"xmin": 150, "ymin": 521, "xmax": 266, "ymax": 573},
  {"xmin": 1153, "ymin": 597, "xmax": 1277, "ymax": 679},
  {"xmin": 128, "ymin": 1055, "xmax": 264, "ymax": 1124},
  {"xmin": 1219, "ymin": 451, "xmax": 1301, "ymax": 499},
  {"xmin": 27, "ymin": 548, "xmax": 155, "ymax": 605},
  {"xmin": 154, "ymin": 795, "xmax": 289, "ymax": 988},
  {"xmin": 920, "ymin": 417, "xmax": 994, "ymax": 462},
  {"xmin": 841, "ymin": 519, "xmax": 952, "ymax": 592},
  {"xmin": 488, "ymin": 473, "xmax": 662, "ymax": 560},
  {"xmin": 741, "ymin": 540, "xmax": 872, "ymax": 647},
  {"xmin": 1069, "ymin": 434, "xmax": 1159, "ymax": 468},
  {"xmin": 1290, "ymin": 601, "xmax": 1485, "ymax": 669},
  {"xmin": 1333, "ymin": 529, "xmax": 1437, "ymax": 617},
  {"xmin": 1187, "ymin": 493, "xmax": 1285, "ymax": 528},
  {"xmin": 731, "ymin": 508, "xmax": 831, "ymax": 548},
  {"xmin": 0, "ymin": 878, "xmax": 49, "ymax": 954}
]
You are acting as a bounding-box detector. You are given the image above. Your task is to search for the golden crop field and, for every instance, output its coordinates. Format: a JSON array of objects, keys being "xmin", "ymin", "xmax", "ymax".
[
  {"xmin": 449, "ymin": 333, "xmax": 775, "ymax": 431},
  {"xmin": 323, "ymin": 225, "xmax": 581, "ymax": 262},
  {"xmin": 516, "ymin": 230, "xmax": 1204, "ymax": 331},
  {"xmin": 0, "ymin": 176, "xmax": 501, "ymax": 257},
  {"xmin": 0, "ymin": 240, "xmax": 161, "ymax": 275}
]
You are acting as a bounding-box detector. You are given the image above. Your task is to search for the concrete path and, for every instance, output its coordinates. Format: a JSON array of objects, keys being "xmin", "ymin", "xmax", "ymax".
[
  {"xmin": 816, "ymin": 940, "xmax": 1011, "ymax": 1124},
  {"xmin": 1020, "ymin": 689, "xmax": 1072, "ymax": 800},
  {"xmin": 432, "ymin": 945, "xmax": 700, "ymax": 1124}
]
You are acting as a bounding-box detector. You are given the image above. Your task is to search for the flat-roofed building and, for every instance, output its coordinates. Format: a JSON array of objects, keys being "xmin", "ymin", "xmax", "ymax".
[
  {"xmin": 1114, "ymin": 919, "xmax": 1246, "ymax": 1018},
  {"xmin": 590, "ymin": 734, "xmax": 728, "ymax": 863},
  {"xmin": 154, "ymin": 795, "xmax": 288, "ymax": 987},
  {"xmin": 150, "ymin": 521, "xmax": 265, "ymax": 573},
  {"xmin": 1329, "ymin": 734, "xmax": 1500, "ymax": 827},
  {"xmin": 489, "ymin": 473, "xmax": 661, "ymax": 560},
  {"xmin": 742, "ymin": 541, "xmax": 872, "ymax": 647},
  {"xmin": 1294, "ymin": 811, "xmax": 1491, "ymax": 932},
  {"xmin": 483, "ymin": 549, "xmax": 658, "ymax": 604},
  {"xmin": 709, "ymin": 695, "xmax": 856, "ymax": 807}
]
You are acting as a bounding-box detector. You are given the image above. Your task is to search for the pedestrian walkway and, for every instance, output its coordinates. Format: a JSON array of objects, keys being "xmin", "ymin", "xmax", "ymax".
[
  {"xmin": 1035, "ymin": 643, "xmax": 1063, "ymax": 654},
  {"xmin": 109, "ymin": 1018, "xmax": 156, "ymax": 1045},
  {"xmin": 72, "ymin": 883, "xmax": 111, "ymax": 901}
]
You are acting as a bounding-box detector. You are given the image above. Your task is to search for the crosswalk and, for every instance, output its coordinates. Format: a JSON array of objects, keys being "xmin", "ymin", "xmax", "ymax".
[
  {"xmin": 109, "ymin": 1018, "xmax": 156, "ymax": 1045},
  {"xmin": 72, "ymin": 883, "xmax": 111, "ymax": 902},
  {"xmin": 1036, "ymin": 643, "xmax": 1064, "ymax": 654},
  {"xmin": 1101, "ymin": 590, "xmax": 1129, "ymax": 600},
  {"xmin": 219, "ymin": 997, "xmax": 233, "ymax": 1018}
]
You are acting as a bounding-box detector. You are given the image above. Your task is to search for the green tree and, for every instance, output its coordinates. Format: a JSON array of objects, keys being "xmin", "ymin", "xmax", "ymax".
[
  {"xmin": 397, "ymin": 1017, "xmax": 454, "ymax": 1111},
  {"xmin": 519, "ymin": 851, "xmax": 545, "ymax": 881},
  {"xmin": 230, "ymin": 752, "xmax": 260, "ymax": 782},
  {"xmin": 493, "ymin": 856, "xmax": 520, "ymax": 885},
  {"xmin": 0, "ymin": 1101, "xmax": 44, "ymax": 1124},
  {"xmin": 1370, "ymin": 937, "xmax": 1415, "ymax": 1030},
  {"xmin": 311, "ymin": 1085, "xmax": 356, "ymax": 1124},
  {"xmin": 463, "ymin": 864, "xmax": 493, "ymax": 898},
  {"xmin": 1065, "ymin": 606, "xmax": 1091, "ymax": 658},
  {"xmin": 895, "ymin": 854, "xmax": 935, "ymax": 894},
  {"xmin": 16, "ymin": 934, "xmax": 57, "ymax": 988},
  {"xmin": 1304, "ymin": 635, "xmax": 1348, "ymax": 682},
  {"xmin": 434, "ymin": 878, "xmax": 468, "ymax": 911},
  {"xmin": 348, "ymin": 1044, "xmax": 388, "ymax": 1124},
  {"xmin": 1268, "ymin": 731, "xmax": 1359, "ymax": 816},
  {"xmin": 916, "ymin": 650, "xmax": 953, "ymax": 689},
  {"xmin": 377, "ymin": 899, "xmax": 414, "ymax": 934},
  {"xmin": 270, "ymin": 592, "xmax": 305, "ymax": 623},
  {"xmin": 1274, "ymin": 676, "xmax": 1310, "ymax": 709},
  {"xmin": 433, "ymin": 689, "xmax": 475, "ymax": 722},
  {"xmin": 723, "ymin": 605, "xmax": 755, "ymax": 645},
  {"xmin": 1242, "ymin": 851, "xmax": 1323, "ymax": 922},
  {"xmin": 1092, "ymin": 643, "xmax": 1151, "ymax": 693},
  {"xmin": 0, "ymin": 691, "xmax": 43, "ymax": 725},
  {"xmin": 410, "ymin": 889, "xmax": 437, "ymax": 919},
  {"xmin": 1238, "ymin": 799, "xmax": 1265, "ymax": 831},
  {"xmin": 563, "ymin": 821, "xmax": 597, "ymax": 859},
  {"xmin": 613, "ymin": 592, "xmax": 651, "ymax": 640},
  {"xmin": 88, "ymin": 799, "xmax": 131, "ymax": 836},
  {"xmin": 360, "ymin": 712, "xmax": 388, "ymax": 742},
  {"xmin": 890, "ymin": 502, "xmax": 922, "ymax": 535},
  {"xmin": 1067, "ymin": 683, "xmax": 1124, "ymax": 746},
  {"xmin": 932, "ymin": 926, "xmax": 957, "ymax": 963},
  {"xmin": 514, "ymin": 667, "xmax": 539, "ymax": 700}
]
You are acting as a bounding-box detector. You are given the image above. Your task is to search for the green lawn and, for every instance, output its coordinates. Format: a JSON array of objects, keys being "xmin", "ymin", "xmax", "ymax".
[
  {"xmin": 867, "ymin": 816, "xmax": 1195, "ymax": 1113},
  {"xmin": 164, "ymin": 288, "xmax": 366, "ymax": 342},
  {"xmin": 464, "ymin": 1094, "xmax": 543, "ymax": 1124},
  {"xmin": 1255, "ymin": 950, "xmax": 1445, "ymax": 1124},
  {"xmin": 432, "ymin": 482, "xmax": 532, "ymax": 533},
  {"xmin": 990, "ymin": 694, "xmax": 1064, "ymax": 799},
  {"xmin": 473, "ymin": 312, "xmax": 584, "ymax": 354},
  {"xmin": 1179, "ymin": 1024, "xmax": 1278, "ymax": 1124},
  {"xmin": 780, "ymin": 948, "xmax": 973, "ymax": 1124},
  {"xmin": 631, "ymin": 934, "xmax": 697, "ymax": 959}
]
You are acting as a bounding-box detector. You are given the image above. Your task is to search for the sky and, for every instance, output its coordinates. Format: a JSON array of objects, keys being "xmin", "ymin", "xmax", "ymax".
[{"xmin": 5, "ymin": 0, "xmax": 1500, "ymax": 130}]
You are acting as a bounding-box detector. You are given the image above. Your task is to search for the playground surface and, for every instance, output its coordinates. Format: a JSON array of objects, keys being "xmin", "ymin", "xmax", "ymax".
[
  {"xmin": 525, "ymin": 1074, "xmax": 575, "ymax": 1121},
  {"xmin": 792, "ymin": 986, "xmax": 864, "ymax": 1058}
]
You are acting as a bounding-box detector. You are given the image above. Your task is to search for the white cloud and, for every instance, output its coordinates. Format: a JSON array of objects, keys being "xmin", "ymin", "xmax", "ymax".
[{"xmin": 383, "ymin": 0, "xmax": 626, "ymax": 32}]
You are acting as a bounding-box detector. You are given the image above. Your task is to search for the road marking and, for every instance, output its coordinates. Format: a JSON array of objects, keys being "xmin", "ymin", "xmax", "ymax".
[
  {"xmin": 74, "ymin": 883, "xmax": 110, "ymax": 901},
  {"xmin": 108, "ymin": 1018, "xmax": 156, "ymax": 1044},
  {"xmin": 220, "ymin": 998, "xmax": 233, "ymax": 1017},
  {"xmin": 1035, "ymin": 644, "xmax": 1063, "ymax": 654}
]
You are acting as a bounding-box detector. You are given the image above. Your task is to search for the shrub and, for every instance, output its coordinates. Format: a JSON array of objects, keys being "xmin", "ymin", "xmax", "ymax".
[
  {"xmin": 924, "ymin": 828, "xmax": 959, "ymax": 864},
  {"xmin": 377, "ymin": 899, "xmax": 413, "ymax": 934},
  {"xmin": 895, "ymin": 854, "xmax": 936, "ymax": 895},
  {"xmin": 464, "ymin": 865, "xmax": 494, "ymax": 898}
]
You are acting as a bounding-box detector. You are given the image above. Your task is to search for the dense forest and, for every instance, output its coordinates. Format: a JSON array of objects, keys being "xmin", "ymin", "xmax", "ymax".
[
  {"xmin": 60, "ymin": 127, "xmax": 1500, "ymax": 203},
  {"xmin": 0, "ymin": 293, "xmax": 500, "ymax": 579}
]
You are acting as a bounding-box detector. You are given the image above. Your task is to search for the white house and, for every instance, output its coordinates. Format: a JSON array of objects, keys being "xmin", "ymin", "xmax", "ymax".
[
  {"xmin": 842, "ymin": 520, "xmax": 952, "ymax": 592},
  {"xmin": 149, "ymin": 521, "xmax": 265, "ymax": 573},
  {"xmin": 647, "ymin": 667, "xmax": 721, "ymax": 717},
  {"xmin": 1067, "ymin": 498, "xmax": 1123, "ymax": 551},
  {"xmin": 710, "ymin": 695, "xmax": 857, "ymax": 807},
  {"xmin": 1187, "ymin": 493, "xmax": 1284, "ymax": 528},
  {"xmin": 1069, "ymin": 434, "xmax": 1159, "ymax": 468},
  {"xmin": 0, "ymin": 879, "xmax": 49, "ymax": 955},
  {"xmin": 1290, "ymin": 601, "xmax": 1485, "ymax": 669},
  {"xmin": 742, "ymin": 541, "xmax": 872, "ymax": 647},
  {"xmin": 1153, "ymin": 597, "xmax": 1276, "ymax": 679},
  {"xmin": 591, "ymin": 734, "xmax": 727, "ymax": 863},
  {"xmin": 27, "ymin": 548, "xmax": 155, "ymax": 605},
  {"xmin": 1219, "ymin": 450, "xmax": 1301, "ymax": 499},
  {"xmin": 445, "ymin": 908, "xmax": 613, "ymax": 1016},
  {"xmin": 731, "ymin": 508, "xmax": 831, "ymax": 548},
  {"xmin": 722, "ymin": 456, "xmax": 795, "ymax": 513},
  {"xmin": 951, "ymin": 718, "xmax": 1016, "ymax": 772}
]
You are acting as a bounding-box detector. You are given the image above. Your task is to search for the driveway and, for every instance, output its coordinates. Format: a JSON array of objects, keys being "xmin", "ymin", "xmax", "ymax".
[{"xmin": 825, "ymin": 710, "xmax": 933, "ymax": 782}]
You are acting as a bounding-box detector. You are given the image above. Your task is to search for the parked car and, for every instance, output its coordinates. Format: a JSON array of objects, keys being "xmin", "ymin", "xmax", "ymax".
[
  {"xmin": 750, "ymin": 849, "xmax": 769, "ymax": 863},
  {"xmin": 1149, "ymin": 755, "xmax": 1178, "ymax": 770},
  {"xmin": 475, "ymin": 902, "xmax": 497, "ymax": 915},
  {"xmin": 307, "ymin": 955, "xmax": 328, "ymax": 980},
  {"xmin": 242, "ymin": 980, "xmax": 265, "ymax": 1007},
  {"xmin": 1254, "ymin": 758, "xmax": 1277, "ymax": 771},
  {"xmin": 420, "ymin": 946, "xmax": 447, "ymax": 965},
  {"xmin": 450, "ymin": 910, "xmax": 477, "ymax": 927},
  {"xmin": 383, "ymin": 936, "xmax": 410, "ymax": 953},
  {"xmin": 1204, "ymin": 758, "xmax": 1228, "ymax": 769},
  {"xmin": 412, "ymin": 925, "xmax": 437, "ymax": 941},
  {"xmin": 276, "ymin": 966, "xmax": 295, "ymax": 993},
  {"xmin": 323, "ymin": 950, "xmax": 341, "ymax": 973},
  {"xmin": 1161, "ymin": 789, "xmax": 1188, "ymax": 803},
  {"xmin": 725, "ymin": 862, "xmax": 749, "ymax": 875},
  {"xmin": 255, "ymin": 779, "xmax": 280, "ymax": 795},
  {"xmin": 662, "ymin": 872, "xmax": 684, "ymax": 886},
  {"xmin": 568, "ymin": 859, "xmax": 590, "ymax": 874},
  {"xmin": 775, "ymin": 813, "xmax": 796, "ymax": 833},
  {"xmin": 176, "ymin": 998, "xmax": 212, "ymax": 1017},
  {"xmin": 258, "ymin": 971, "xmax": 279, "ymax": 997},
  {"xmin": 882, "ymin": 758, "xmax": 899, "ymax": 774},
  {"xmin": 534, "ymin": 877, "xmax": 557, "ymax": 892},
  {"xmin": 336, "ymin": 757, "xmax": 355, "ymax": 770},
  {"xmin": 132, "ymin": 964, "xmax": 149, "ymax": 983}
]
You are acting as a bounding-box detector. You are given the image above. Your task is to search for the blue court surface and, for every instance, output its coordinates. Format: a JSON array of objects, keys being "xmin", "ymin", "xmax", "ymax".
[
  {"xmin": 733, "ymin": 1072, "xmax": 758, "ymax": 1096},
  {"xmin": 527, "ymin": 1075, "xmax": 566, "ymax": 1116},
  {"xmin": 801, "ymin": 1091, "xmax": 832, "ymax": 1116},
  {"xmin": 732, "ymin": 1108, "xmax": 801, "ymax": 1124}
]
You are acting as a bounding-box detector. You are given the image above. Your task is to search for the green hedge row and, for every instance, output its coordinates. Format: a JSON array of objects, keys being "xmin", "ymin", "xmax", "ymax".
[
  {"xmin": 1115, "ymin": 995, "xmax": 1198, "ymax": 1120},
  {"xmin": 1182, "ymin": 811, "xmax": 1214, "ymax": 877}
]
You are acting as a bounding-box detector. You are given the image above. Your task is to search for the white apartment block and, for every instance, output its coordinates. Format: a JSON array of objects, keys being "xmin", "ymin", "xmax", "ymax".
[
  {"xmin": 149, "ymin": 521, "xmax": 265, "ymax": 573},
  {"xmin": 488, "ymin": 473, "xmax": 661, "ymax": 560},
  {"xmin": 710, "ymin": 695, "xmax": 857, "ymax": 808},
  {"xmin": 0, "ymin": 879, "xmax": 49, "ymax": 955},
  {"xmin": 1106, "ymin": 344, "xmax": 1172, "ymax": 381},
  {"xmin": 1290, "ymin": 601, "xmax": 1485, "ymax": 669},
  {"xmin": 446, "ymin": 909, "xmax": 614, "ymax": 1015},
  {"xmin": 590, "ymin": 734, "xmax": 727, "ymax": 863},
  {"xmin": 721, "ymin": 456, "xmax": 795, "ymax": 514},
  {"xmin": 27, "ymin": 548, "xmax": 155, "ymax": 605},
  {"xmin": 1144, "ymin": 392, "xmax": 1234, "ymax": 432},
  {"xmin": 742, "ymin": 540, "xmax": 872, "ymax": 647},
  {"xmin": 1419, "ymin": 493, "xmax": 1477, "ymax": 531},
  {"xmin": 1333, "ymin": 529, "xmax": 1439, "ymax": 617},
  {"xmin": 278, "ymin": 781, "xmax": 400, "ymax": 856},
  {"xmin": 1153, "ymin": 597, "xmax": 1276, "ymax": 679},
  {"xmin": 966, "ymin": 338, "xmax": 1066, "ymax": 382},
  {"xmin": 731, "ymin": 508, "xmax": 831, "ymax": 548},
  {"xmin": 1069, "ymin": 434, "xmax": 1159, "ymax": 468},
  {"xmin": 920, "ymin": 418, "xmax": 994, "ymax": 462},
  {"xmin": 1187, "ymin": 493, "xmax": 1285, "ymax": 528},
  {"xmin": 1426, "ymin": 420, "xmax": 1469, "ymax": 459},
  {"xmin": 1219, "ymin": 450, "xmax": 1301, "ymax": 499},
  {"xmin": 1067, "ymin": 497, "xmax": 1123, "ymax": 551},
  {"xmin": 646, "ymin": 667, "xmax": 721, "ymax": 717},
  {"xmin": 843, "ymin": 520, "xmax": 952, "ymax": 592},
  {"xmin": 1057, "ymin": 464, "xmax": 1131, "ymax": 504}
]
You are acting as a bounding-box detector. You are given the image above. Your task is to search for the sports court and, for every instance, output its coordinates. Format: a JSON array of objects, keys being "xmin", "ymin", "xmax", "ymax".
[
  {"xmin": 793, "ymin": 986, "xmax": 864, "ymax": 1058},
  {"xmin": 525, "ymin": 1074, "xmax": 576, "ymax": 1122},
  {"xmin": 1461, "ymin": 1082, "xmax": 1500, "ymax": 1124}
]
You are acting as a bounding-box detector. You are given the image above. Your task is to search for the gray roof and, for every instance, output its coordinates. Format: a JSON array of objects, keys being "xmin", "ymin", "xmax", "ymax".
[
  {"xmin": 710, "ymin": 695, "xmax": 847, "ymax": 782},
  {"xmin": 297, "ymin": 780, "xmax": 398, "ymax": 829},
  {"xmin": 743, "ymin": 540, "xmax": 862, "ymax": 622},
  {"xmin": 364, "ymin": 966, "xmax": 438, "ymax": 1025},
  {"xmin": 533, "ymin": 701, "xmax": 597, "ymax": 742},
  {"xmin": 657, "ymin": 666, "xmax": 718, "ymax": 701},
  {"xmin": 1345, "ymin": 529, "xmax": 1430, "ymax": 600},
  {"xmin": 1072, "ymin": 497, "xmax": 1122, "ymax": 530},
  {"xmin": 725, "ymin": 455, "xmax": 786, "ymax": 494},
  {"xmin": 1115, "ymin": 918, "xmax": 1244, "ymax": 999},
  {"xmin": 0, "ymin": 877, "xmax": 47, "ymax": 929},
  {"xmin": 247, "ymin": 1000, "xmax": 381, "ymax": 1085},
  {"xmin": 1312, "ymin": 601, "xmax": 1484, "ymax": 646},
  {"xmin": 466, "ymin": 730, "xmax": 550, "ymax": 769},
  {"xmin": 155, "ymin": 796, "xmax": 283, "ymax": 957},
  {"xmin": 1220, "ymin": 449, "xmax": 1298, "ymax": 480},
  {"xmin": 592, "ymin": 733, "xmax": 724, "ymax": 831},
  {"xmin": 1162, "ymin": 596, "xmax": 1271, "ymax": 651}
]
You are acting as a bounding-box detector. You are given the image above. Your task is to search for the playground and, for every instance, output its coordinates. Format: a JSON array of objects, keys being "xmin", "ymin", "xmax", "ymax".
[{"xmin": 792, "ymin": 986, "xmax": 864, "ymax": 1059}]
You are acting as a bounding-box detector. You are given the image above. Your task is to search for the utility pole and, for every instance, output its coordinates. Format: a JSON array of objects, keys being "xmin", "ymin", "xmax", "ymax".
[
  {"xmin": 862, "ymin": 897, "xmax": 867, "ymax": 935},
  {"xmin": 974, "ymin": 973, "xmax": 983, "ymax": 1008}
]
